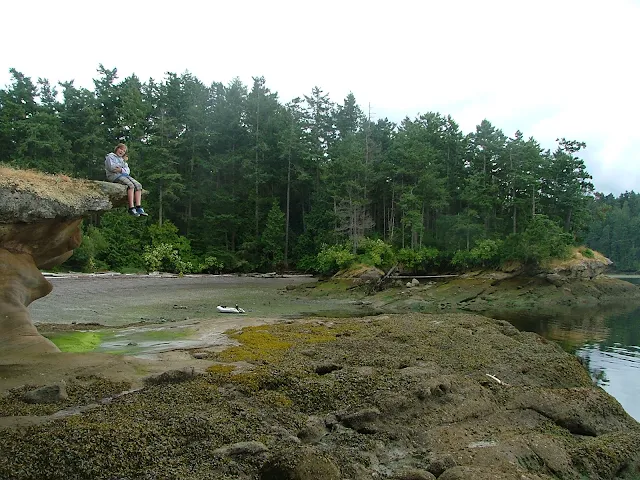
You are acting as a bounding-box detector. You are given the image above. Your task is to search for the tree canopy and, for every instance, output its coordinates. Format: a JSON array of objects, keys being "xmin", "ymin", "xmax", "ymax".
[{"xmin": 2, "ymin": 66, "xmax": 634, "ymax": 273}]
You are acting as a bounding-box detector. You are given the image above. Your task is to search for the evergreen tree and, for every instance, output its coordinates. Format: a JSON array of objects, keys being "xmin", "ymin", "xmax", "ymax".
[{"xmin": 262, "ymin": 200, "xmax": 286, "ymax": 270}]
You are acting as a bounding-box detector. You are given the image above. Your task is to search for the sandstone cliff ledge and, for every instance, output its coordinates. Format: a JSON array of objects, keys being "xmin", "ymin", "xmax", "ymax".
[{"xmin": 0, "ymin": 167, "xmax": 128, "ymax": 354}]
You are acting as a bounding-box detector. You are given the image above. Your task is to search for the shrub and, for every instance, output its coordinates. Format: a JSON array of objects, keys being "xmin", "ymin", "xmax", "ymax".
[
  {"xmin": 500, "ymin": 215, "xmax": 572, "ymax": 265},
  {"xmin": 295, "ymin": 254, "xmax": 318, "ymax": 273},
  {"xmin": 64, "ymin": 225, "xmax": 109, "ymax": 272},
  {"xmin": 471, "ymin": 239, "xmax": 502, "ymax": 267},
  {"xmin": 147, "ymin": 221, "xmax": 192, "ymax": 258},
  {"xmin": 204, "ymin": 248, "xmax": 239, "ymax": 273},
  {"xmin": 397, "ymin": 247, "xmax": 440, "ymax": 273},
  {"xmin": 199, "ymin": 256, "xmax": 224, "ymax": 274},
  {"xmin": 450, "ymin": 240, "xmax": 502, "ymax": 271},
  {"xmin": 356, "ymin": 238, "xmax": 395, "ymax": 269},
  {"xmin": 581, "ymin": 248, "xmax": 595, "ymax": 259},
  {"xmin": 316, "ymin": 243, "xmax": 356, "ymax": 275},
  {"xmin": 143, "ymin": 243, "xmax": 195, "ymax": 274},
  {"xmin": 451, "ymin": 249, "xmax": 473, "ymax": 270}
]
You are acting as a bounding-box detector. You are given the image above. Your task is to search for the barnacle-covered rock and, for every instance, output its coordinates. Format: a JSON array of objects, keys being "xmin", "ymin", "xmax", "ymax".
[
  {"xmin": 0, "ymin": 314, "xmax": 639, "ymax": 479},
  {"xmin": 22, "ymin": 381, "xmax": 68, "ymax": 404}
]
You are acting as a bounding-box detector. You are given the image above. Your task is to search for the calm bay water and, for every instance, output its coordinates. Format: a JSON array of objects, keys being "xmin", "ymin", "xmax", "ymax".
[{"xmin": 507, "ymin": 276, "xmax": 640, "ymax": 422}]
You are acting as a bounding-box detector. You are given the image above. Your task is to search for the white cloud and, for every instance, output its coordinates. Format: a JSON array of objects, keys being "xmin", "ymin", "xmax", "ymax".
[{"xmin": 2, "ymin": 0, "xmax": 639, "ymax": 194}]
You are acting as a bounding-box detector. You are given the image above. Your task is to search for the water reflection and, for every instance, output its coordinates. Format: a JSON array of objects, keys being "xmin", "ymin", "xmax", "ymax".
[{"xmin": 504, "ymin": 279, "xmax": 640, "ymax": 422}]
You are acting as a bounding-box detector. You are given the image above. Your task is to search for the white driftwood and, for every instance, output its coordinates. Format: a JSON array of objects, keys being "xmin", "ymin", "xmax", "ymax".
[{"xmin": 485, "ymin": 374, "xmax": 510, "ymax": 386}]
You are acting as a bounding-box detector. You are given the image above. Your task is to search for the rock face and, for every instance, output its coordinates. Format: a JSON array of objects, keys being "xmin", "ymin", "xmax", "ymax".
[
  {"xmin": 0, "ymin": 167, "xmax": 129, "ymax": 354},
  {"xmin": 0, "ymin": 249, "xmax": 57, "ymax": 353},
  {"xmin": 538, "ymin": 249, "xmax": 614, "ymax": 285}
]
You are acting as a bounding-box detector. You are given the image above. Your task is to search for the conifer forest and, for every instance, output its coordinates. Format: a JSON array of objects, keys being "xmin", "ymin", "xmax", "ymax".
[{"xmin": 1, "ymin": 67, "xmax": 638, "ymax": 273}]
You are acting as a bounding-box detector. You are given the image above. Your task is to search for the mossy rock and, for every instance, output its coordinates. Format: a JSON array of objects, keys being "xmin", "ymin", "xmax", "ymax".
[{"xmin": 260, "ymin": 446, "xmax": 340, "ymax": 480}]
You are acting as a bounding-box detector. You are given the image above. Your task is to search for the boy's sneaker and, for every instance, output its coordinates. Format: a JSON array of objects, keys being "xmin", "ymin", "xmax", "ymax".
[
  {"xmin": 128, "ymin": 208, "xmax": 140, "ymax": 217},
  {"xmin": 136, "ymin": 207, "xmax": 148, "ymax": 217}
]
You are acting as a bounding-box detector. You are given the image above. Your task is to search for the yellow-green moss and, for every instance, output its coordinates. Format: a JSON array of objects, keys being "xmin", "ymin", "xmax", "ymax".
[
  {"xmin": 217, "ymin": 326, "xmax": 293, "ymax": 363},
  {"xmin": 216, "ymin": 321, "xmax": 364, "ymax": 364},
  {"xmin": 258, "ymin": 391, "xmax": 294, "ymax": 408},
  {"xmin": 224, "ymin": 370, "xmax": 265, "ymax": 392},
  {"xmin": 206, "ymin": 364, "xmax": 236, "ymax": 375}
]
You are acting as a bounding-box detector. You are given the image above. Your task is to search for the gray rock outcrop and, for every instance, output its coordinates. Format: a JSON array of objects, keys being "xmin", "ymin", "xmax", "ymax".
[{"xmin": 539, "ymin": 251, "xmax": 613, "ymax": 284}]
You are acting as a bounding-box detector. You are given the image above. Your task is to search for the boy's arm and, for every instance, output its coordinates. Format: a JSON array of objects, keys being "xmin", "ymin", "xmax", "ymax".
[{"xmin": 105, "ymin": 153, "xmax": 122, "ymax": 173}]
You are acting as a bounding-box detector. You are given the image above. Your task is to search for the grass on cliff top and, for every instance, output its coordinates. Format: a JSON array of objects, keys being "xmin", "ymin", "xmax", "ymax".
[
  {"xmin": 0, "ymin": 165, "xmax": 99, "ymax": 202},
  {"xmin": 545, "ymin": 246, "xmax": 610, "ymax": 269}
]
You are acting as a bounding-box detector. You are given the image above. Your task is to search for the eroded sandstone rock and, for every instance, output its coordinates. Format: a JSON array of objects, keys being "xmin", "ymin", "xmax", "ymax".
[
  {"xmin": 0, "ymin": 167, "xmax": 129, "ymax": 354},
  {"xmin": 0, "ymin": 249, "xmax": 57, "ymax": 353}
]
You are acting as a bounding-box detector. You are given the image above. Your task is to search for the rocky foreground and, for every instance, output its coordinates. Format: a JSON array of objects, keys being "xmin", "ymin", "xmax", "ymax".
[{"xmin": 1, "ymin": 312, "xmax": 639, "ymax": 480}]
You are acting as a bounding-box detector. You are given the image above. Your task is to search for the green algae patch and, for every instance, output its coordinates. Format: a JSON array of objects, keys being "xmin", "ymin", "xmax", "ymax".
[
  {"xmin": 44, "ymin": 331, "xmax": 102, "ymax": 352},
  {"xmin": 257, "ymin": 390, "xmax": 294, "ymax": 408}
]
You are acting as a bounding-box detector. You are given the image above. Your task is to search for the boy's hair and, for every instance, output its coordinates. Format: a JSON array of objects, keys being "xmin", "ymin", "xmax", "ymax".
[{"xmin": 114, "ymin": 143, "xmax": 127, "ymax": 153}]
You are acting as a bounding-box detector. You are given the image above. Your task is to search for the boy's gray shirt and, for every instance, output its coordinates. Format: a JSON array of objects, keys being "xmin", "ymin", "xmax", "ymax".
[{"xmin": 105, "ymin": 153, "xmax": 126, "ymax": 181}]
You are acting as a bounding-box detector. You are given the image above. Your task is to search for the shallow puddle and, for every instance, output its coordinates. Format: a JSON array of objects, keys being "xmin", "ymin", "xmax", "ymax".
[{"xmin": 44, "ymin": 324, "xmax": 214, "ymax": 356}]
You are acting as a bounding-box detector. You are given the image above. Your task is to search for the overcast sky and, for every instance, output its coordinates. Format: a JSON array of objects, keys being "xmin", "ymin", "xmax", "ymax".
[{"xmin": 2, "ymin": 0, "xmax": 638, "ymax": 195}]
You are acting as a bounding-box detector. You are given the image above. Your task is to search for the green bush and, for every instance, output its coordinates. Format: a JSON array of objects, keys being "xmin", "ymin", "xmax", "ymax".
[
  {"xmin": 397, "ymin": 247, "xmax": 440, "ymax": 273},
  {"xmin": 451, "ymin": 249, "xmax": 473, "ymax": 270},
  {"xmin": 356, "ymin": 238, "xmax": 395, "ymax": 269},
  {"xmin": 93, "ymin": 210, "xmax": 147, "ymax": 271},
  {"xmin": 64, "ymin": 225, "xmax": 109, "ymax": 272},
  {"xmin": 204, "ymin": 248, "xmax": 239, "ymax": 273},
  {"xmin": 148, "ymin": 221, "xmax": 192, "ymax": 257},
  {"xmin": 316, "ymin": 243, "xmax": 356, "ymax": 275},
  {"xmin": 295, "ymin": 254, "xmax": 318, "ymax": 273},
  {"xmin": 469, "ymin": 239, "xmax": 502, "ymax": 268},
  {"xmin": 233, "ymin": 259, "xmax": 254, "ymax": 273},
  {"xmin": 143, "ymin": 243, "xmax": 196, "ymax": 274},
  {"xmin": 581, "ymin": 248, "xmax": 595, "ymax": 259},
  {"xmin": 450, "ymin": 240, "xmax": 502, "ymax": 270},
  {"xmin": 199, "ymin": 256, "xmax": 224, "ymax": 274},
  {"xmin": 500, "ymin": 215, "xmax": 572, "ymax": 265}
]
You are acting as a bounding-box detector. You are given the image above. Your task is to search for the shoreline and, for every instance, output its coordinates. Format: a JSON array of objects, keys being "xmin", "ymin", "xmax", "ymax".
[{"xmin": 2, "ymin": 274, "xmax": 640, "ymax": 478}]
